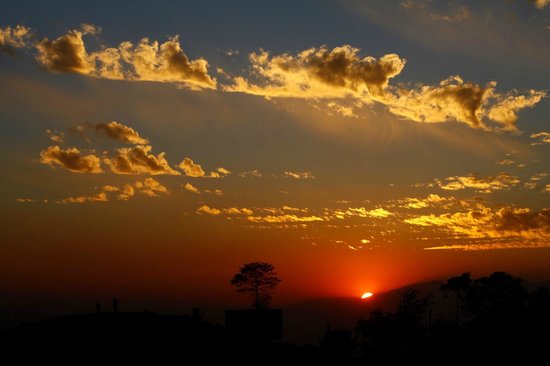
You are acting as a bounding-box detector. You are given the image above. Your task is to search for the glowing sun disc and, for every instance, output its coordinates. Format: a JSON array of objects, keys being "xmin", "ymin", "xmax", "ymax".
[{"xmin": 361, "ymin": 292, "xmax": 374, "ymax": 299}]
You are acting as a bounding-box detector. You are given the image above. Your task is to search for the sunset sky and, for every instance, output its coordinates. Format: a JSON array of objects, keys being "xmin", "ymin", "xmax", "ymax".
[{"xmin": 1, "ymin": 0, "xmax": 550, "ymax": 320}]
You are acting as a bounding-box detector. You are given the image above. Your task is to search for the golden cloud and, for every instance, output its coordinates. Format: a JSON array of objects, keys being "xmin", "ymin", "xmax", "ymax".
[
  {"xmin": 35, "ymin": 25, "xmax": 216, "ymax": 90},
  {"xmin": 183, "ymin": 182, "xmax": 200, "ymax": 194},
  {"xmin": 225, "ymin": 45, "xmax": 405, "ymax": 100},
  {"xmin": 238, "ymin": 169, "xmax": 262, "ymax": 178},
  {"xmin": 196, "ymin": 205, "xmax": 222, "ymax": 215},
  {"xmin": 58, "ymin": 192, "xmax": 108, "ymax": 204},
  {"xmin": 45, "ymin": 129, "xmax": 64, "ymax": 144},
  {"xmin": 94, "ymin": 121, "xmax": 149, "ymax": 145},
  {"xmin": 487, "ymin": 90, "xmax": 546, "ymax": 131},
  {"xmin": 227, "ymin": 45, "xmax": 545, "ymax": 131},
  {"xmin": 534, "ymin": 0, "xmax": 550, "ymax": 9},
  {"xmin": 104, "ymin": 145, "xmax": 180, "ymax": 175},
  {"xmin": 40, "ymin": 145, "xmax": 103, "ymax": 173},
  {"xmin": 335, "ymin": 207, "xmax": 394, "ymax": 218},
  {"xmin": 246, "ymin": 214, "xmax": 324, "ymax": 223},
  {"xmin": 117, "ymin": 184, "xmax": 135, "ymax": 200},
  {"xmin": 435, "ymin": 172, "xmax": 520, "ymax": 193},
  {"xmin": 405, "ymin": 204, "xmax": 550, "ymax": 240},
  {"xmin": 531, "ymin": 132, "xmax": 550, "ymax": 145},
  {"xmin": 134, "ymin": 177, "xmax": 169, "ymax": 197},
  {"xmin": 178, "ymin": 157, "xmax": 206, "ymax": 177},
  {"xmin": 0, "ymin": 25, "xmax": 31, "ymax": 54},
  {"xmin": 284, "ymin": 171, "xmax": 315, "ymax": 179},
  {"xmin": 400, "ymin": 194, "xmax": 449, "ymax": 209}
]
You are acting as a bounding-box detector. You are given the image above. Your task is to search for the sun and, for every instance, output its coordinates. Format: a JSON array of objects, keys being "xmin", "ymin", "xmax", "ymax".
[{"xmin": 361, "ymin": 292, "xmax": 374, "ymax": 299}]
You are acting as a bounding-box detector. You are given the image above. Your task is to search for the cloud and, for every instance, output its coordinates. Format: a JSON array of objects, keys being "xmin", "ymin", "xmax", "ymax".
[
  {"xmin": 58, "ymin": 192, "xmax": 108, "ymax": 204},
  {"xmin": 328, "ymin": 206, "xmax": 395, "ymax": 219},
  {"xmin": 223, "ymin": 207, "xmax": 254, "ymax": 215},
  {"xmin": 246, "ymin": 214, "xmax": 324, "ymax": 223},
  {"xmin": 178, "ymin": 158, "xmax": 230, "ymax": 178},
  {"xmin": 35, "ymin": 27, "xmax": 96, "ymax": 74},
  {"xmin": 204, "ymin": 189, "xmax": 223, "ymax": 195},
  {"xmin": 487, "ymin": 90, "xmax": 546, "ymax": 131},
  {"xmin": 227, "ymin": 44, "xmax": 544, "ymax": 131},
  {"xmin": 225, "ymin": 45, "xmax": 405, "ymax": 100},
  {"xmin": 134, "ymin": 177, "xmax": 169, "ymax": 197},
  {"xmin": 386, "ymin": 76, "xmax": 496, "ymax": 130},
  {"xmin": 284, "ymin": 171, "xmax": 315, "ymax": 179},
  {"xmin": 497, "ymin": 159, "xmax": 515, "ymax": 166},
  {"xmin": 424, "ymin": 242, "xmax": 550, "ymax": 250},
  {"xmin": 179, "ymin": 157, "xmax": 206, "ymax": 177},
  {"xmin": 35, "ymin": 25, "xmax": 216, "ymax": 90},
  {"xmin": 0, "ymin": 25, "xmax": 31, "ymax": 54},
  {"xmin": 102, "ymin": 185, "xmax": 119, "ymax": 192},
  {"xmin": 45, "ymin": 129, "xmax": 64, "ymax": 143},
  {"xmin": 183, "ymin": 182, "xmax": 200, "ymax": 194},
  {"xmin": 40, "ymin": 145, "xmax": 103, "ymax": 173},
  {"xmin": 405, "ymin": 204, "xmax": 550, "ymax": 240},
  {"xmin": 534, "ymin": 0, "xmax": 550, "ymax": 9},
  {"xmin": 239, "ymin": 169, "xmax": 262, "ymax": 178},
  {"xmin": 196, "ymin": 205, "xmax": 222, "ymax": 215},
  {"xmin": 16, "ymin": 198, "xmax": 34, "ymax": 203},
  {"xmin": 94, "ymin": 121, "xmax": 149, "ymax": 145},
  {"xmin": 531, "ymin": 132, "xmax": 550, "ymax": 145},
  {"xmin": 117, "ymin": 184, "xmax": 135, "ymax": 200},
  {"xmin": 104, "ymin": 145, "xmax": 180, "ymax": 175},
  {"xmin": 400, "ymin": 194, "xmax": 450, "ymax": 209},
  {"xmin": 435, "ymin": 172, "xmax": 520, "ymax": 193}
]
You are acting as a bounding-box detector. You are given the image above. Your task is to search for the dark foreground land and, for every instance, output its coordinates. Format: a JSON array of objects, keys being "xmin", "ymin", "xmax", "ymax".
[{"xmin": 2, "ymin": 272, "xmax": 550, "ymax": 363}]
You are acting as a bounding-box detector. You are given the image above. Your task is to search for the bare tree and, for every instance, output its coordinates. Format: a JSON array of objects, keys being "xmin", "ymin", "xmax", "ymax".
[{"xmin": 230, "ymin": 262, "xmax": 281, "ymax": 309}]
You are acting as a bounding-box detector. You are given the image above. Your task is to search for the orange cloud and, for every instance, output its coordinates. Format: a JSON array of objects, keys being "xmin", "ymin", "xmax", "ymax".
[
  {"xmin": 246, "ymin": 214, "xmax": 324, "ymax": 223},
  {"xmin": 405, "ymin": 205, "xmax": 550, "ymax": 240},
  {"xmin": 435, "ymin": 172, "xmax": 520, "ymax": 193},
  {"xmin": 183, "ymin": 182, "xmax": 200, "ymax": 194},
  {"xmin": 225, "ymin": 45, "xmax": 405, "ymax": 100},
  {"xmin": 40, "ymin": 145, "xmax": 103, "ymax": 173},
  {"xmin": 238, "ymin": 169, "xmax": 262, "ymax": 178},
  {"xmin": 94, "ymin": 121, "xmax": 149, "ymax": 145},
  {"xmin": 58, "ymin": 192, "xmax": 108, "ymax": 204},
  {"xmin": 134, "ymin": 177, "xmax": 169, "ymax": 197},
  {"xmin": 399, "ymin": 194, "xmax": 450, "ymax": 209},
  {"xmin": 104, "ymin": 145, "xmax": 180, "ymax": 175},
  {"xmin": 117, "ymin": 184, "xmax": 135, "ymax": 200},
  {"xmin": 196, "ymin": 205, "xmax": 222, "ymax": 215},
  {"xmin": 284, "ymin": 171, "xmax": 315, "ymax": 179},
  {"xmin": 0, "ymin": 25, "xmax": 31, "ymax": 54},
  {"xmin": 227, "ymin": 45, "xmax": 544, "ymax": 131},
  {"xmin": 35, "ymin": 25, "xmax": 216, "ymax": 90},
  {"xmin": 179, "ymin": 157, "xmax": 206, "ymax": 177},
  {"xmin": 531, "ymin": 132, "xmax": 550, "ymax": 145}
]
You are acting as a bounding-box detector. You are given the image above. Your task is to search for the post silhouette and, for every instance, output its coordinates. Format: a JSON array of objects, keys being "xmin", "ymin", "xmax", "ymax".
[
  {"xmin": 96, "ymin": 301, "xmax": 101, "ymax": 314},
  {"xmin": 112, "ymin": 297, "xmax": 118, "ymax": 313}
]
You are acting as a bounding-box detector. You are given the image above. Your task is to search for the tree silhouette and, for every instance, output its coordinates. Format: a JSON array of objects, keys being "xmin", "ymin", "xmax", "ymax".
[
  {"xmin": 441, "ymin": 272, "xmax": 471, "ymax": 323},
  {"xmin": 230, "ymin": 262, "xmax": 281, "ymax": 309}
]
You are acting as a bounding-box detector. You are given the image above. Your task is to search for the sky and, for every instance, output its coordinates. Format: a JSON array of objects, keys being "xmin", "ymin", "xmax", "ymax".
[{"xmin": 1, "ymin": 0, "xmax": 550, "ymax": 322}]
